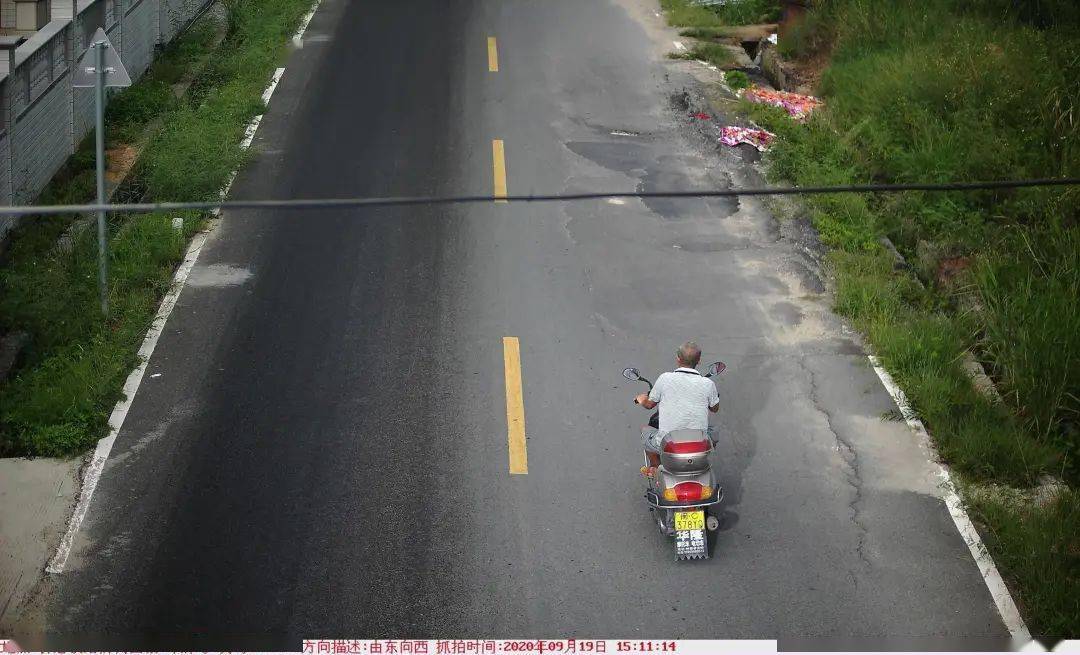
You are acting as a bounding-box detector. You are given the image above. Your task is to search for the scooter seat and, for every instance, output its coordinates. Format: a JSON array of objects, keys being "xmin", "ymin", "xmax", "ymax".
[
  {"xmin": 664, "ymin": 440, "xmax": 710, "ymax": 454},
  {"xmin": 662, "ymin": 429, "xmax": 711, "ymax": 454}
]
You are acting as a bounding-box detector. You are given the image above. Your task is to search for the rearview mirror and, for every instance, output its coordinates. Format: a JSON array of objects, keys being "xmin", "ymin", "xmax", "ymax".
[
  {"xmin": 706, "ymin": 361, "xmax": 726, "ymax": 377},
  {"xmin": 622, "ymin": 367, "xmax": 642, "ymax": 381}
]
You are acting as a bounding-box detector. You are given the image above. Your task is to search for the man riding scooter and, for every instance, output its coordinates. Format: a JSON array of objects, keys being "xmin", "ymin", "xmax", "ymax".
[{"xmin": 634, "ymin": 341, "xmax": 720, "ymax": 477}]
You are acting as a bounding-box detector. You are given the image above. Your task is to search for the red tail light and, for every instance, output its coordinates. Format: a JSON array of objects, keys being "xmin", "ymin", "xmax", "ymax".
[
  {"xmin": 664, "ymin": 440, "xmax": 710, "ymax": 454},
  {"xmin": 673, "ymin": 481, "xmax": 704, "ymax": 501}
]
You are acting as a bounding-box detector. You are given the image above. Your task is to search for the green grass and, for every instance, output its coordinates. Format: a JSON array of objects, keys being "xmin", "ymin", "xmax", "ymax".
[
  {"xmin": 106, "ymin": 19, "xmax": 219, "ymax": 143},
  {"xmin": 663, "ymin": 0, "xmax": 779, "ymax": 66},
  {"xmin": 746, "ymin": 0, "xmax": 1079, "ymax": 485},
  {"xmin": 0, "ymin": 0, "xmax": 316, "ymax": 457},
  {"xmin": 661, "ymin": 0, "xmax": 780, "ymax": 28},
  {"xmin": 0, "ymin": 17, "xmax": 221, "ymax": 289},
  {"xmin": 828, "ymin": 248, "xmax": 1061, "ymax": 485},
  {"xmin": 968, "ymin": 488, "xmax": 1080, "ymax": 637},
  {"xmin": 724, "ymin": 69, "xmax": 751, "ymax": 90},
  {"xmin": 669, "ymin": 42, "xmax": 735, "ymax": 68},
  {"xmin": 0, "ymin": 213, "xmax": 201, "ymax": 456},
  {"xmin": 974, "ymin": 227, "xmax": 1080, "ymax": 466},
  {"xmin": 660, "ymin": 0, "xmax": 725, "ymax": 29},
  {"xmin": 707, "ymin": 0, "xmax": 1080, "ymax": 634},
  {"xmin": 678, "ymin": 26, "xmax": 731, "ymax": 39},
  {"xmin": 714, "ymin": 0, "xmax": 780, "ymax": 25}
]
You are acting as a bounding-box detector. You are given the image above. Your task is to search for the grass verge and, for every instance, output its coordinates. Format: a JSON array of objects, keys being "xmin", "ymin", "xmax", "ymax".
[
  {"xmin": 661, "ymin": 0, "xmax": 780, "ymax": 68},
  {"xmin": 967, "ymin": 486, "xmax": 1079, "ymax": 637},
  {"xmin": 668, "ymin": 42, "xmax": 735, "ymax": 68},
  {"xmin": 664, "ymin": 0, "xmax": 1079, "ymax": 636},
  {"xmin": 0, "ymin": 0, "xmax": 315, "ymax": 457},
  {"xmin": 0, "ymin": 20, "xmax": 219, "ymax": 274},
  {"xmin": 661, "ymin": 0, "xmax": 779, "ymax": 28}
]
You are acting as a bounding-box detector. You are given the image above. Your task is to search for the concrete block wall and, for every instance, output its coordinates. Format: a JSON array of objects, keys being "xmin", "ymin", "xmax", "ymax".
[
  {"xmin": 0, "ymin": 132, "xmax": 11, "ymax": 206},
  {"xmin": 9, "ymin": 21, "xmax": 72, "ymax": 205},
  {"xmin": 71, "ymin": 2, "xmax": 111, "ymax": 148},
  {"xmin": 157, "ymin": 0, "xmax": 204, "ymax": 46},
  {"xmin": 50, "ymin": 0, "xmax": 78, "ymax": 21},
  {"xmin": 0, "ymin": 0, "xmax": 211, "ymax": 246},
  {"xmin": 158, "ymin": 0, "xmax": 201, "ymax": 45},
  {"xmin": 1, "ymin": 2, "xmax": 15, "ymax": 29},
  {"xmin": 0, "ymin": 81, "xmax": 13, "ymax": 238},
  {"xmin": 121, "ymin": 0, "xmax": 156, "ymax": 79}
]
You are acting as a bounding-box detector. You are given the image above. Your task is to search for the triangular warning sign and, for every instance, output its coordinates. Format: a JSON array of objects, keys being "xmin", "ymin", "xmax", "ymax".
[{"xmin": 72, "ymin": 28, "xmax": 131, "ymax": 88}]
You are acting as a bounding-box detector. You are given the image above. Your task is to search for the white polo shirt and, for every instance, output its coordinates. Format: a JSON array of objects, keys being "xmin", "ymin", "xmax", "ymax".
[{"xmin": 648, "ymin": 367, "xmax": 720, "ymax": 433}]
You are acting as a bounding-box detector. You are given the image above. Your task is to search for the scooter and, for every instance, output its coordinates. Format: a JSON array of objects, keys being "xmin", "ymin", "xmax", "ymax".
[{"xmin": 622, "ymin": 362, "xmax": 726, "ymax": 560}]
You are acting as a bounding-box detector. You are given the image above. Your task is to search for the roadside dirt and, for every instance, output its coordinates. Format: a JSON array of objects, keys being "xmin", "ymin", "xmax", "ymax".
[{"xmin": 0, "ymin": 457, "xmax": 82, "ymax": 632}]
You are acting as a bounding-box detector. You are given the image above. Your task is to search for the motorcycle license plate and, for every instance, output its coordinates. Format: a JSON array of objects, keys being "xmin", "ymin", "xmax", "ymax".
[{"xmin": 674, "ymin": 510, "xmax": 705, "ymax": 532}]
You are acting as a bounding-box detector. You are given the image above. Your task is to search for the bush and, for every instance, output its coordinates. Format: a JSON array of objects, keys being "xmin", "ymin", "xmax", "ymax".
[{"xmin": 725, "ymin": 69, "xmax": 750, "ymax": 90}]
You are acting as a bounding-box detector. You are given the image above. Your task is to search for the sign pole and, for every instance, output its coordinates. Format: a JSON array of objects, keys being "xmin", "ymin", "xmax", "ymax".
[
  {"xmin": 94, "ymin": 41, "xmax": 108, "ymax": 319},
  {"xmin": 74, "ymin": 28, "xmax": 132, "ymax": 320}
]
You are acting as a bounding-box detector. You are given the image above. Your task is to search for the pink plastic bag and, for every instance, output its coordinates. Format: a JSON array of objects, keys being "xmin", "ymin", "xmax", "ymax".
[
  {"xmin": 741, "ymin": 86, "xmax": 822, "ymax": 121},
  {"xmin": 719, "ymin": 126, "xmax": 776, "ymax": 151}
]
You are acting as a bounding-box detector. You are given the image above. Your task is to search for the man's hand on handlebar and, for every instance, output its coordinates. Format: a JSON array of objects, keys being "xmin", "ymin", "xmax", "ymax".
[{"xmin": 634, "ymin": 392, "xmax": 650, "ymax": 406}]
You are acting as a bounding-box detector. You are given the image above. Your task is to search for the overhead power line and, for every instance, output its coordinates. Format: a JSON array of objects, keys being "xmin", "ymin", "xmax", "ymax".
[{"xmin": 1, "ymin": 177, "xmax": 1078, "ymax": 217}]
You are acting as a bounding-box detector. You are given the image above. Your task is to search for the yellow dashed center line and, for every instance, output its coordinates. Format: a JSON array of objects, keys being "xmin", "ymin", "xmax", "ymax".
[
  {"xmin": 492, "ymin": 139, "xmax": 508, "ymax": 203},
  {"xmin": 503, "ymin": 336, "xmax": 528, "ymax": 474},
  {"xmin": 487, "ymin": 36, "xmax": 499, "ymax": 72}
]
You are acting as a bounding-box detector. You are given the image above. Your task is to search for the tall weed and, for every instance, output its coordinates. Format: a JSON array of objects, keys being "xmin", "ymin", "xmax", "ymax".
[
  {"xmin": 976, "ymin": 226, "xmax": 1079, "ymax": 480},
  {"xmin": 968, "ymin": 488, "xmax": 1080, "ymax": 637}
]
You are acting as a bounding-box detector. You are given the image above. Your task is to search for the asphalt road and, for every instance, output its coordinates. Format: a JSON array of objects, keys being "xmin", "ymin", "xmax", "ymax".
[{"xmin": 22, "ymin": 0, "xmax": 1011, "ymax": 648}]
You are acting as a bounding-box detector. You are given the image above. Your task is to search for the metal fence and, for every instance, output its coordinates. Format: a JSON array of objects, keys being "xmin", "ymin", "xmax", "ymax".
[{"xmin": 0, "ymin": 0, "xmax": 210, "ymax": 245}]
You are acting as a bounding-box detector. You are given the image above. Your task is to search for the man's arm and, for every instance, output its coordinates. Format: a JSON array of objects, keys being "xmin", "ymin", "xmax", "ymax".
[
  {"xmin": 635, "ymin": 374, "xmax": 664, "ymax": 410},
  {"xmin": 636, "ymin": 394, "xmax": 658, "ymax": 409},
  {"xmin": 708, "ymin": 379, "xmax": 720, "ymax": 413}
]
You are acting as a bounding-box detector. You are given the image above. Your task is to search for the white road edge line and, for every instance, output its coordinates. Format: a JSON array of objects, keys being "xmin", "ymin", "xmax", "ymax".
[
  {"xmin": 868, "ymin": 355, "xmax": 1032, "ymax": 643},
  {"xmin": 44, "ymin": 0, "xmax": 322, "ymax": 573},
  {"xmin": 45, "ymin": 223, "xmax": 211, "ymax": 574},
  {"xmin": 262, "ymin": 68, "xmax": 286, "ymax": 110},
  {"xmin": 212, "ymin": 67, "xmax": 284, "ymax": 213},
  {"xmin": 294, "ymin": 3, "xmax": 319, "ymax": 40}
]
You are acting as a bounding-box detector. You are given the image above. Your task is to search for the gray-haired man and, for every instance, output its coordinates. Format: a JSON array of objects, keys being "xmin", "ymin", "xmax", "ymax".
[{"xmin": 635, "ymin": 341, "xmax": 720, "ymax": 473}]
